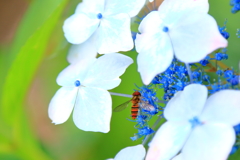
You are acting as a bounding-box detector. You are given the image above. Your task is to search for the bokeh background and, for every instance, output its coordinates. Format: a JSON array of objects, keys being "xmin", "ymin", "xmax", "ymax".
[{"xmin": 0, "ymin": 0, "xmax": 240, "ymax": 160}]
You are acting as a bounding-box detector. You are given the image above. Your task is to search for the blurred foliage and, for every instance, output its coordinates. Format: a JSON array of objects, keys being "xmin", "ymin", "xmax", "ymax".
[{"xmin": 0, "ymin": 0, "xmax": 240, "ymax": 160}]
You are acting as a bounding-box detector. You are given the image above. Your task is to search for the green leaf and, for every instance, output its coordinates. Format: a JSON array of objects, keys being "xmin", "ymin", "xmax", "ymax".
[
  {"xmin": 1, "ymin": 0, "xmax": 67, "ymax": 126},
  {"xmin": 0, "ymin": 0, "xmax": 69, "ymax": 159}
]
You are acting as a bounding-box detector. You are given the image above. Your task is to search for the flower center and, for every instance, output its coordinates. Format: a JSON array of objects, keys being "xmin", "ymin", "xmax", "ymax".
[
  {"xmin": 189, "ymin": 116, "xmax": 202, "ymax": 128},
  {"xmin": 163, "ymin": 26, "xmax": 169, "ymax": 32},
  {"xmin": 74, "ymin": 80, "xmax": 81, "ymax": 87},
  {"xmin": 97, "ymin": 13, "xmax": 103, "ymax": 19}
]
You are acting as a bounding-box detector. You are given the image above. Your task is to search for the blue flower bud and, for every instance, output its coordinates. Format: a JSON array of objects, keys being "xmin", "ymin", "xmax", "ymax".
[
  {"xmin": 97, "ymin": 13, "xmax": 103, "ymax": 19},
  {"xmin": 203, "ymin": 75, "xmax": 210, "ymax": 81},
  {"xmin": 199, "ymin": 60, "xmax": 209, "ymax": 66},
  {"xmin": 75, "ymin": 80, "xmax": 81, "ymax": 87},
  {"xmin": 221, "ymin": 31, "xmax": 230, "ymax": 39},
  {"xmin": 215, "ymin": 53, "xmax": 223, "ymax": 61},
  {"xmin": 163, "ymin": 26, "xmax": 169, "ymax": 32}
]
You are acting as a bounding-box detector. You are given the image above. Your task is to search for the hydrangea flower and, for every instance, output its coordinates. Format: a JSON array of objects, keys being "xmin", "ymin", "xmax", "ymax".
[
  {"xmin": 135, "ymin": 0, "xmax": 228, "ymax": 85},
  {"xmin": 146, "ymin": 84, "xmax": 240, "ymax": 160},
  {"xmin": 107, "ymin": 144, "xmax": 146, "ymax": 160},
  {"xmin": 63, "ymin": 0, "xmax": 145, "ymax": 54},
  {"xmin": 48, "ymin": 53, "xmax": 133, "ymax": 133}
]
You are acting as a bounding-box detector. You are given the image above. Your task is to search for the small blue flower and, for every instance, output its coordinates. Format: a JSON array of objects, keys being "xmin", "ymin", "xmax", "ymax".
[
  {"xmin": 230, "ymin": 146, "xmax": 239, "ymax": 155},
  {"xmin": 219, "ymin": 20, "xmax": 230, "ymax": 39},
  {"xmin": 215, "ymin": 53, "xmax": 224, "ymax": 61},
  {"xmin": 199, "ymin": 59, "xmax": 209, "ymax": 66},
  {"xmin": 234, "ymin": 123, "xmax": 240, "ymax": 134},
  {"xmin": 189, "ymin": 116, "xmax": 202, "ymax": 128}
]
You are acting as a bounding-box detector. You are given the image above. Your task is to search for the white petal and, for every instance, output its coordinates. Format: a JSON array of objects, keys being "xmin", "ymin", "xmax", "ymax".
[
  {"xmin": 114, "ymin": 145, "xmax": 146, "ymax": 160},
  {"xmin": 146, "ymin": 121, "xmax": 191, "ymax": 160},
  {"xmin": 75, "ymin": 0, "xmax": 105, "ymax": 14},
  {"xmin": 164, "ymin": 84, "xmax": 208, "ymax": 121},
  {"xmin": 82, "ymin": 53, "xmax": 133, "ymax": 90},
  {"xmin": 48, "ymin": 87, "xmax": 77, "ymax": 124},
  {"xmin": 73, "ymin": 87, "xmax": 112, "ymax": 133},
  {"xmin": 138, "ymin": 11, "xmax": 163, "ymax": 34},
  {"xmin": 57, "ymin": 58, "xmax": 96, "ymax": 87},
  {"xmin": 94, "ymin": 13, "xmax": 133, "ymax": 54},
  {"xmin": 104, "ymin": 0, "xmax": 145, "ymax": 17},
  {"xmin": 201, "ymin": 90, "xmax": 240, "ymax": 126},
  {"xmin": 172, "ymin": 154, "xmax": 183, "ymax": 160},
  {"xmin": 182, "ymin": 123, "xmax": 235, "ymax": 160},
  {"xmin": 136, "ymin": 32, "xmax": 173, "ymax": 85},
  {"xmin": 67, "ymin": 36, "xmax": 97, "ymax": 64},
  {"xmin": 63, "ymin": 13, "xmax": 99, "ymax": 44},
  {"xmin": 170, "ymin": 13, "xmax": 228, "ymax": 63},
  {"xmin": 158, "ymin": 0, "xmax": 209, "ymax": 26}
]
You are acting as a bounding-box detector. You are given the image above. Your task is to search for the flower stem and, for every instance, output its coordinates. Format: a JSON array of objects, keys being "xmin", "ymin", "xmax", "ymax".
[
  {"xmin": 109, "ymin": 92, "xmax": 132, "ymax": 98},
  {"xmin": 142, "ymin": 115, "xmax": 163, "ymax": 146},
  {"xmin": 185, "ymin": 63, "xmax": 193, "ymax": 83},
  {"xmin": 110, "ymin": 92, "xmax": 167, "ymax": 104}
]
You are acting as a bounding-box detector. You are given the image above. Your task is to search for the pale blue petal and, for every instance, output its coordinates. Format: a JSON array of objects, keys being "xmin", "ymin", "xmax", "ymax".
[
  {"xmin": 75, "ymin": 0, "xmax": 105, "ymax": 14},
  {"xmin": 170, "ymin": 13, "xmax": 228, "ymax": 63},
  {"xmin": 182, "ymin": 123, "xmax": 235, "ymax": 160},
  {"xmin": 73, "ymin": 87, "xmax": 112, "ymax": 133},
  {"xmin": 138, "ymin": 11, "xmax": 163, "ymax": 34},
  {"xmin": 146, "ymin": 121, "xmax": 191, "ymax": 160},
  {"xmin": 164, "ymin": 84, "xmax": 208, "ymax": 121},
  {"xmin": 67, "ymin": 36, "xmax": 97, "ymax": 64},
  {"xmin": 104, "ymin": 0, "xmax": 145, "ymax": 17},
  {"xmin": 158, "ymin": 0, "xmax": 209, "ymax": 26},
  {"xmin": 114, "ymin": 145, "xmax": 146, "ymax": 160},
  {"xmin": 172, "ymin": 154, "xmax": 183, "ymax": 160},
  {"xmin": 48, "ymin": 87, "xmax": 78, "ymax": 124},
  {"xmin": 82, "ymin": 53, "xmax": 133, "ymax": 90},
  {"xmin": 136, "ymin": 32, "xmax": 173, "ymax": 85},
  {"xmin": 63, "ymin": 13, "xmax": 99, "ymax": 44},
  {"xmin": 94, "ymin": 13, "xmax": 133, "ymax": 54},
  {"xmin": 57, "ymin": 58, "xmax": 96, "ymax": 87},
  {"xmin": 201, "ymin": 90, "xmax": 240, "ymax": 126}
]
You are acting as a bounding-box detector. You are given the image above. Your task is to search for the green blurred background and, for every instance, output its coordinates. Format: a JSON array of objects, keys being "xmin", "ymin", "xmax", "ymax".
[{"xmin": 0, "ymin": 0, "xmax": 239, "ymax": 159}]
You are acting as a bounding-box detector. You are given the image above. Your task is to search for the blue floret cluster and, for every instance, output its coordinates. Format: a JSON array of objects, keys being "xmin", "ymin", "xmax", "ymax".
[
  {"xmin": 230, "ymin": 0, "xmax": 240, "ymax": 13},
  {"xmin": 130, "ymin": 20, "xmax": 240, "ymax": 154}
]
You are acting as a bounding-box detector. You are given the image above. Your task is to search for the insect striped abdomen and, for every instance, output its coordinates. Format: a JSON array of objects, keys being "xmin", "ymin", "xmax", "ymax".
[
  {"xmin": 131, "ymin": 94, "xmax": 141, "ymax": 119},
  {"xmin": 131, "ymin": 104, "xmax": 139, "ymax": 119}
]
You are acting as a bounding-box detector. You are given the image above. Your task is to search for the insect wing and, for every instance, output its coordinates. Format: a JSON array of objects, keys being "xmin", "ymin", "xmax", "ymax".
[
  {"xmin": 139, "ymin": 101, "xmax": 156, "ymax": 112},
  {"xmin": 114, "ymin": 100, "xmax": 131, "ymax": 112}
]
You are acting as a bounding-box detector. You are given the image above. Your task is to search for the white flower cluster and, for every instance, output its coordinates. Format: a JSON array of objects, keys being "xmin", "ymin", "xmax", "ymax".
[{"xmin": 48, "ymin": 0, "xmax": 240, "ymax": 159}]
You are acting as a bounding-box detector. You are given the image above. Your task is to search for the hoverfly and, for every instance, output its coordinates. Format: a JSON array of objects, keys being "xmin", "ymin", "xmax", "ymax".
[{"xmin": 113, "ymin": 91, "xmax": 156, "ymax": 119}]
